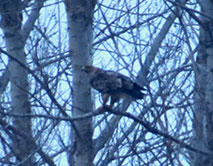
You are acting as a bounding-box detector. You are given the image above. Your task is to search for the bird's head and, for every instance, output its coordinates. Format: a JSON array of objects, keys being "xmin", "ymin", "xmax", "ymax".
[{"xmin": 81, "ymin": 65, "xmax": 97, "ymax": 74}]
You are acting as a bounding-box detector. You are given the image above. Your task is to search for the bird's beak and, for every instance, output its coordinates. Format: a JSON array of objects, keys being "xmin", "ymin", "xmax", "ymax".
[
  {"xmin": 81, "ymin": 65, "xmax": 85, "ymax": 69},
  {"xmin": 81, "ymin": 65, "xmax": 86, "ymax": 71}
]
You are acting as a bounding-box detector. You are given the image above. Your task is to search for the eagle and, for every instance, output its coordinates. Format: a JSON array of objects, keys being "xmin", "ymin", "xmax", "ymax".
[{"xmin": 82, "ymin": 65, "xmax": 145, "ymax": 108}]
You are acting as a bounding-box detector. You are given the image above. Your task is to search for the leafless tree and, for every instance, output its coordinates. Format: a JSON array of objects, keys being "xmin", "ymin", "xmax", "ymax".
[
  {"xmin": 64, "ymin": 0, "xmax": 96, "ymax": 166},
  {"xmin": 192, "ymin": 0, "xmax": 213, "ymax": 166},
  {"xmin": 0, "ymin": 0, "xmax": 212, "ymax": 166}
]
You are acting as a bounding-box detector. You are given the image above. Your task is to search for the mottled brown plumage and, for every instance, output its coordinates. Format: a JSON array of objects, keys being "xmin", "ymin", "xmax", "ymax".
[{"xmin": 82, "ymin": 65, "xmax": 145, "ymax": 108}]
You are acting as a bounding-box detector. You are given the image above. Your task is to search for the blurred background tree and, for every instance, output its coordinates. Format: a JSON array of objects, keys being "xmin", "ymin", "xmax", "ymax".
[{"xmin": 0, "ymin": 0, "xmax": 212, "ymax": 166}]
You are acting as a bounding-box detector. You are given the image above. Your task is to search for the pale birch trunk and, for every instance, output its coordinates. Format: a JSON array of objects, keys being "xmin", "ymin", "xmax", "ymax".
[
  {"xmin": 64, "ymin": 1, "xmax": 96, "ymax": 166},
  {"xmin": 0, "ymin": 1, "xmax": 33, "ymax": 165},
  {"xmin": 192, "ymin": 0, "xmax": 213, "ymax": 165},
  {"xmin": 0, "ymin": 1, "xmax": 44, "ymax": 165}
]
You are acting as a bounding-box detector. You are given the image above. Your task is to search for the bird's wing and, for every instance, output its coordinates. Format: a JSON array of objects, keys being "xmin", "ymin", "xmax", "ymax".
[{"xmin": 90, "ymin": 70, "xmax": 123, "ymax": 94}]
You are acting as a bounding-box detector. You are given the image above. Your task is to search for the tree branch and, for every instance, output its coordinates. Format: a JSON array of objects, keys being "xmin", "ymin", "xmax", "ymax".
[
  {"xmin": 22, "ymin": 0, "xmax": 45, "ymax": 42},
  {"xmin": 106, "ymin": 108, "xmax": 211, "ymax": 156},
  {"xmin": 0, "ymin": 118, "xmax": 57, "ymax": 166}
]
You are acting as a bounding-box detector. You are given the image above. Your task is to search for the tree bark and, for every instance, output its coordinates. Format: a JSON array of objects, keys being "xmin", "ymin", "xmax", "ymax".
[
  {"xmin": 0, "ymin": 0, "xmax": 34, "ymax": 165},
  {"xmin": 192, "ymin": 0, "xmax": 213, "ymax": 165},
  {"xmin": 64, "ymin": 0, "xmax": 96, "ymax": 166},
  {"xmin": 0, "ymin": 1, "xmax": 45, "ymax": 165}
]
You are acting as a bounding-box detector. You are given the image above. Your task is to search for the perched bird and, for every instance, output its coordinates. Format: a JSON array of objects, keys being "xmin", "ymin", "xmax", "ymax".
[{"xmin": 81, "ymin": 65, "xmax": 145, "ymax": 108}]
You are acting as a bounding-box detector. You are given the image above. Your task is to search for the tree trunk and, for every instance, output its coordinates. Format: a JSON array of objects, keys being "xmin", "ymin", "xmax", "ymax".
[
  {"xmin": 192, "ymin": 1, "xmax": 213, "ymax": 165},
  {"xmin": 64, "ymin": 1, "xmax": 96, "ymax": 166},
  {"xmin": 0, "ymin": 0, "xmax": 34, "ymax": 165}
]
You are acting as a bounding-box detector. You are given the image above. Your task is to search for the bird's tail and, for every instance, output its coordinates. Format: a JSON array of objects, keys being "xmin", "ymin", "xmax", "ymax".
[
  {"xmin": 128, "ymin": 90, "xmax": 145, "ymax": 99},
  {"xmin": 127, "ymin": 83, "xmax": 146, "ymax": 99}
]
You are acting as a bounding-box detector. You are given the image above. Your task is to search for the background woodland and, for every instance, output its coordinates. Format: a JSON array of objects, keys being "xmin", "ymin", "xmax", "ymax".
[{"xmin": 0, "ymin": 0, "xmax": 212, "ymax": 166}]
